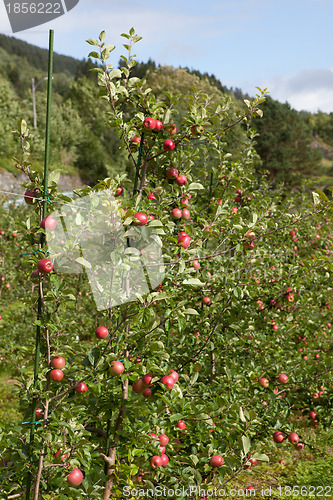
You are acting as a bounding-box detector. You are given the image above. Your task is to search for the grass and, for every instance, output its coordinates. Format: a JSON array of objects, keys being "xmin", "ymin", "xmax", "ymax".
[{"xmin": 0, "ymin": 364, "xmax": 22, "ymax": 425}]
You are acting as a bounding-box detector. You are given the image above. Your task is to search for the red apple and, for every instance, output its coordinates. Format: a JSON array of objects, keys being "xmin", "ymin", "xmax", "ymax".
[
  {"xmin": 154, "ymin": 120, "xmax": 163, "ymax": 131},
  {"xmin": 75, "ymin": 382, "xmax": 87, "ymax": 394},
  {"xmin": 134, "ymin": 212, "xmax": 148, "ymax": 226},
  {"xmin": 295, "ymin": 443, "xmax": 304, "ymax": 450},
  {"xmin": 168, "ymin": 369, "xmax": 179, "ymax": 383},
  {"xmin": 176, "ymin": 420, "xmax": 186, "ymax": 430},
  {"xmin": 273, "ymin": 324, "xmax": 279, "ymax": 331},
  {"xmin": 160, "ymin": 375, "xmax": 174, "ymax": 390},
  {"xmin": 142, "ymin": 373, "xmax": 154, "ymax": 387},
  {"xmin": 24, "ymin": 189, "xmax": 36, "ymax": 205},
  {"xmin": 95, "ymin": 326, "xmax": 109, "ymax": 339},
  {"xmin": 110, "ymin": 360, "xmax": 125, "ymax": 376},
  {"xmin": 277, "ymin": 374, "xmax": 288, "ymax": 384},
  {"xmin": 150, "ymin": 455, "xmax": 163, "ymax": 468},
  {"xmin": 171, "ymin": 208, "xmax": 182, "ymax": 219},
  {"xmin": 280, "ymin": 459, "xmax": 287, "ymax": 466},
  {"xmin": 40, "ymin": 216, "xmax": 57, "ymax": 231},
  {"xmin": 131, "ymin": 135, "xmax": 141, "ymax": 144},
  {"xmin": 163, "ymin": 139, "xmax": 175, "ymax": 151},
  {"xmin": 193, "ymin": 260, "xmax": 200, "ymax": 269},
  {"xmin": 142, "ymin": 387, "xmax": 152, "ymax": 397},
  {"xmin": 259, "ymin": 378, "xmax": 269, "ymax": 388},
  {"xmin": 176, "ymin": 174, "xmax": 187, "ymax": 186},
  {"xmin": 35, "ymin": 408, "xmax": 43, "ymax": 419},
  {"xmin": 133, "ymin": 378, "xmax": 145, "ymax": 394},
  {"xmin": 178, "ymin": 236, "xmax": 191, "ymax": 249},
  {"xmin": 143, "ymin": 117, "xmax": 156, "ymax": 130},
  {"xmin": 67, "ymin": 468, "xmax": 83, "ymax": 486},
  {"xmin": 250, "ymin": 458, "xmax": 257, "ymax": 466},
  {"xmin": 202, "ymin": 296, "xmax": 211, "ymax": 305},
  {"xmin": 37, "ymin": 259, "xmax": 53, "ymax": 274},
  {"xmin": 50, "ymin": 369, "xmax": 63, "ymax": 381},
  {"xmin": 161, "ymin": 453, "xmax": 169, "ymax": 466},
  {"xmin": 181, "ymin": 197, "xmax": 189, "ymax": 205},
  {"xmin": 181, "ymin": 208, "xmax": 191, "ymax": 219},
  {"xmin": 159, "ymin": 434, "xmax": 169, "ymax": 446},
  {"xmin": 309, "ymin": 411, "xmax": 317, "ymax": 419},
  {"xmin": 147, "ymin": 192, "xmax": 157, "ymax": 200},
  {"xmin": 273, "ymin": 431, "xmax": 284, "ymax": 443},
  {"xmin": 166, "ymin": 167, "xmax": 179, "ymax": 179},
  {"xmin": 50, "ymin": 356, "xmax": 65, "ymax": 369},
  {"xmin": 288, "ymin": 432, "xmax": 299, "ymax": 444},
  {"xmin": 115, "ymin": 187, "xmax": 123, "ymax": 197},
  {"xmin": 210, "ymin": 455, "xmax": 223, "ymax": 467}
]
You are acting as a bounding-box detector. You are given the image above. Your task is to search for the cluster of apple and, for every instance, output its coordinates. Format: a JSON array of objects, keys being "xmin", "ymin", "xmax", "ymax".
[
  {"xmin": 258, "ymin": 373, "xmax": 288, "ymax": 388},
  {"xmin": 166, "ymin": 167, "xmax": 187, "ymax": 186},
  {"xmin": 133, "ymin": 369, "xmax": 179, "ymax": 397},
  {"xmin": 273, "ymin": 431, "xmax": 304, "ymax": 450},
  {"xmin": 243, "ymin": 230, "xmax": 256, "ymax": 250}
]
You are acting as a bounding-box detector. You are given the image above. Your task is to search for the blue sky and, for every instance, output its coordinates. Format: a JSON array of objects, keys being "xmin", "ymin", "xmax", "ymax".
[{"xmin": 1, "ymin": 0, "xmax": 333, "ymax": 112}]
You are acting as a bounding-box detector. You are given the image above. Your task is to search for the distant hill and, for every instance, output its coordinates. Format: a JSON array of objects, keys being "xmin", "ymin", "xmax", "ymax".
[{"xmin": 0, "ymin": 34, "xmax": 79, "ymax": 75}]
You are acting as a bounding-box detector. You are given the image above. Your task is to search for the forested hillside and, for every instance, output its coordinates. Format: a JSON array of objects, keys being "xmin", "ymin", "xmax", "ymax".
[{"xmin": 0, "ymin": 34, "xmax": 332, "ymax": 188}]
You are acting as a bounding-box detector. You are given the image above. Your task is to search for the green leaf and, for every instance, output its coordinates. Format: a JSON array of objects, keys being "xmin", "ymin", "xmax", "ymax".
[
  {"xmin": 184, "ymin": 308, "xmax": 199, "ymax": 315},
  {"xmin": 86, "ymin": 38, "xmax": 99, "ymax": 46},
  {"xmin": 75, "ymin": 257, "xmax": 92, "ymax": 270},
  {"xmin": 88, "ymin": 51, "xmax": 100, "ymax": 59},
  {"xmin": 182, "ymin": 278, "xmax": 205, "ymax": 286},
  {"xmin": 188, "ymin": 182, "xmax": 204, "ymax": 191},
  {"xmin": 251, "ymin": 453, "xmax": 269, "ymax": 462},
  {"xmin": 99, "ymin": 31, "xmax": 106, "ymax": 42},
  {"xmin": 242, "ymin": 435, "xmax": 251, "ymax": 455},
  {"xmin": 239, "ymin": 407, "xmax": 246, "ymax": 422}
]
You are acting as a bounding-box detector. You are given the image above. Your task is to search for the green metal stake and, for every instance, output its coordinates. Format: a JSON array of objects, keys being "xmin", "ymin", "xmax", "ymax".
[{"xmin": 25, "ymin": 29, "xmax": 54, "ymax": 500}]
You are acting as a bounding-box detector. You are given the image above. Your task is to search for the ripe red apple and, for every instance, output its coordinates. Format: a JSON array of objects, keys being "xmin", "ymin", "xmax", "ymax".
[
  {"xmin": 24, "ymin": 189, "xmax": 36, "ymax": 205},
  {"xmin": 31, "ymin": 269, "xmax": 39, "ymax": 280},
  {"xmin": 160, "ymin": 375, "xmax": 174, "ymax": 390},
  {"xmin": 67, "ymin": 468, "xmax": 83, "ymax": 486},
  {"xmin": 150, "ymin": 455, "xmax": 163, "ymax": 468},
  {"xmin": 193, "ymin": 260, "xmax": 200, "ymax": 270},
  {"xmin": 210, "ymin": 455, "xmax": 223, "ymax": 467},
  {"xmin": 277, "ymin": 374, "xmax": 288, "ymax": 384},
  {"xmin": 40, "ymin": 216, "xmax": 57, "ymax": 231},
  {"xmin": 178, "ymin": 235, "xmax": 191, "ymax": 249},
  {"xmin": 246, "ymin": 231, "xmax": 255, "ymax": 239},
  {"xmin": 288, "ymin": 432, "xmax": 299, "ymax": 444},
  {"xmin": 202, "ymin": 296, "xmax": 211, "ymax": 305},
  {"xmin": 134, "ymin": 212, "xmax": 148, "ymax": 226},
  {"xmin": 235, "ymin": 196, "xmax": 242, "ymax": 203},
  {"xmin": 295, "ymin": 443, "xmax": 304, "ymax": 450},
  {"xmin": 131, "ymin": 135, "xmax": 141, "ymax": 144},
  {"xmin": 50, "ymin": 356, "xmax": 65, "ymax": 369},
  {"xmin": 249, "ymin": 458, "xmax": 257, "ymax": 466},
  {"xmin": 110, "ymin": 361, "xmax": 125, "ymax": 376},
  {"xmin": 286, "ymin": 293, "xmax": 294, "ymax": 302},
  {"xmin": 309, "ymin": 411, "xmax": 317, "ymax": 419},
  {"xmin": 191, "ymin": 124, "xmax": 204, "ymax": 136},
  {"xmin": 259, "ymin": 378, "xmax": 269, "ymax": 387},
  {"xmin": 159, "ymin": 434, "xmax": 169, "ymax": 446},
  {"xmin": 273, "ymin": 431, "xmax": 284, "ymax": 443},
  {"xmin": 50, "ymin": 369, "xmax": 63, "ymax": 381},
  {"xmin": 95, "ymin": 326, "xmax": 109, "ymax": 339},
  {"xmin": 142, "ymin": 387, "xmax": 152, "ymax": 397},
  {"xmin": 133, "ymin": 378, "xmax": 145, "ymax": 394},
  {"xmin": 154, "ymin": 120, "xmax": 163, "ymax": 131},
  {"xmin": 163, "ymin": 139, "xmax": 175, "ymax": 151},
  {"xmin": 166, "ymin": 167, "xmax": 179, "ymax": 179},
  {"xmin": 176, "ymin": 420, "xmax": 186, "ymax": 430},
  {"xmin": 75, "ymin": 382, "xmax": 87, "ymax": 394},
  {"xmin": 175, "ymin": 174, "xmax": 187, "ymax": 186},
  {"xmin": 181, "ymin": 197, "xmax": 189, "ymax": 205},
  {"xmin": 161, "ymin": 453, "xmax": 169, "ymax": 466},
  {"xmin": 142, "ymin": 373, "xmax": 154, "ymax": 386},
  {"xmin": 231, "ymin": 207, "xmax": 238, "ymax": 214},
  {"xmin": 115, "ymin": 187, "xmax": 123, "ymax": 197},
  {"xmin": 143, "ymin": 117, "xmax": 156, "ymax": 130},
  {"xmin": 181, "ymin": 208, "xmax": 191, "ymax": 220},
  {"xmin": 171, "ymin": 208, "xmax": 182, "ymax": 219},
  {"xmin": 37, "ymin": 259, "xmax": 53, "ymax": 274},
  {"xmin": 273, "ymin": 324, "xmax": 279, "ymax": 331},
  {"xmin": 168, "ymin": 369, "xmax": 179, "ymax": 383},
  {"xmin": 147, "ymin": 192, "xmax": 157, "ymax": 200}
]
